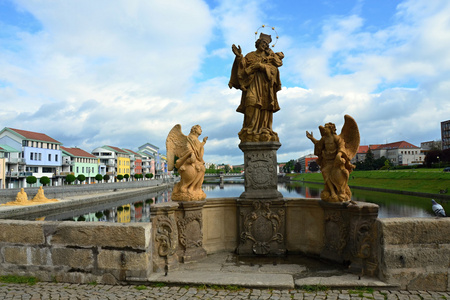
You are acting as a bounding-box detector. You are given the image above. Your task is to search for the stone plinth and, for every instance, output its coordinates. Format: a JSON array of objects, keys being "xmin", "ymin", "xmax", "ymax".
[
  {"xmin": 237, "ymin": 141, "xmax": 285, "ymax": 256},
  {"xmin": 319, "ymin": 200, "xmax": 379, "ymax": 277},
  {"xmin": 238, "ymin": 142, "xmax": 283, "ymax": 200},
  {"xmin": 175, "ymin": 201, "xmax": 207, "ymax": 263}
]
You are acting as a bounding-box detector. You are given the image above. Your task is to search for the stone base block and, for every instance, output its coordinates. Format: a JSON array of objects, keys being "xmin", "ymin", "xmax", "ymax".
[{"xmin": 236, "ymin": 199, "xmax": 287, "ymax": 256}]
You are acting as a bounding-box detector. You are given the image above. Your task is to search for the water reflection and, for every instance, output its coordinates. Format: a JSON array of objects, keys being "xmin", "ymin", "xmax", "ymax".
[
  {"xmin": 204, "ymin": 182, "xmax": 441, "ymax": 219},
  {"xmin": 26, "ymin": 181, "xmax": 445, "ymax": 222}
]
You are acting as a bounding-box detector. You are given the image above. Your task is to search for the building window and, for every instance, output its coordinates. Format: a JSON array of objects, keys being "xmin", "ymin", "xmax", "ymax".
[
  {"xmin": 77, "ymin": 167, "xmax": 79, "ymax": 173},
  {"xmin": 55, "ymin": 155, "xmax": 58, "ymax": 161},
  {"xmin": 30, "ymin": 153, "xmax": 33, "ymax": 160},
  {"xmin": 38, "ymin": 153, "xmax": 42, "ymax": 161},
  {"xmin": 48, "ymin": 154, "xmax": 51, "ymax": 161},
  {"xmin": 82, "ymin": 167, "xmax": 84, "ymax": 173}
]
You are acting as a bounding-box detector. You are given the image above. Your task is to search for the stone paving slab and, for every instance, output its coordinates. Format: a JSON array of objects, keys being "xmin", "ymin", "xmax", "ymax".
[{"xmin": 148, "ymin": 270, "xmax": 296, "ymax": 289}]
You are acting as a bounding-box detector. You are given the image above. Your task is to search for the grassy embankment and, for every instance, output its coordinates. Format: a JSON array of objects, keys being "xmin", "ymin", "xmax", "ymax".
[{"xmin": 289, "ymin": 168, "xmax": 450, "ymax": 195}]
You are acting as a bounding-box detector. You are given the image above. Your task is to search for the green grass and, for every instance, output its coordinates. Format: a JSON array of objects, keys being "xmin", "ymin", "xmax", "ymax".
[
  {"xmin": 0, "ymin": 275, "xmax": 38, "ymax": 285},
  {"xmin": 298, "ymin": 285, "xmax": 329, "ymax": 292},
  {"xmin": 289, "ymin": 169, "xmax": 450, "ymax": 194}
]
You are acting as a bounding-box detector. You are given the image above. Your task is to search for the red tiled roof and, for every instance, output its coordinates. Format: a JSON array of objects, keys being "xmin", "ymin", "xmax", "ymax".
[
  {"xmin": 357, "ymin": 145, "xmax": 369, "ymax": 154},
  {"xmin": 8, "ymin": 128, "xmax": 61, "ymax": 144},
  {"xmin": 369, "ymin": 144, "xmax": 382, "ymax": 150},
  {"xmin": 61, "ymin": 146, "xmax": 97, "ymax": 158},
  {"xmin": 124, "ymin": 148, "xmax": 141, "ymax": 156},
  {"xmin": 378, "ymin": 141, "xmax": 419, "ymax": 149},
  {"xmin": 106, "ymin": 145, "xmax": 127, "ymax": 154}
]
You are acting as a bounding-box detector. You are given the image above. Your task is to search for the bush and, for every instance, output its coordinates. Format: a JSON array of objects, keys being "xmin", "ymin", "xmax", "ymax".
[
  {"xmin": 124, "ymin": 174, "xmax": 130, "ymax": 181},
  {"xmin": 117, "ymin": 174, "xmax": 124, "ymax": 181},
  {"xmin": 103, "ymin": 174, "xmax": 110, "ymax": 182},
  {"xmin": 26, "ymin": 176, "xmax": 37, "ymax": 186},
  {"xmin": 134, "ymin": 173, "xmax": 140, "ymax": 180},
  {"xmin": 95, "ymin": 174, "xmax": 103, "ymax": 183},
  {"xmin": 65, "ymin": 174, "xmax": 76, "ymax": 185},
  {"xmin": 77, "ymin": 174, "xmax": 86, "ymax": 183},
  {"xmin": 145, "ymin": 173, "xmax": 153, "ymax": 179},
  {"xmin": 39, "ymin": 176, "xmax": 50, "ymax": 186}
]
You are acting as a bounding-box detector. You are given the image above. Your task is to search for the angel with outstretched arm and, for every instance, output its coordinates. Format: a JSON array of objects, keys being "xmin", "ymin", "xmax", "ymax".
[{"xmin": 166, "ymin": 124, "xmax": 208, "ymax": 201}]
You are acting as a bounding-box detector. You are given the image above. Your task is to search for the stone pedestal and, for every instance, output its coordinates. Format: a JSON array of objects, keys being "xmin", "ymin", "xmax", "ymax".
[
  {"xmin": 237, "ymin": 142, "xmax": 286, "ymax": 255},
  {"xmin": 175, "ymin": 201, "xmax": 207, "ymax": 263},
  {"xmin": 320, "ymin": 200, "xmax": 379, "ymax": 276},
  {"xmin": 239, "ymin": 142, "xmax": 283, "ymax": 200},
  {"xmin": 150, "ymin": 202, "xmax": 180, "ymax": 273}
]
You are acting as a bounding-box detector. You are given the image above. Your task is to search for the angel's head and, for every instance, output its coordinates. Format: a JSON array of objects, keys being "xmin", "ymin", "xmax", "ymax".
[
  {"xmin": 319, "ymin": 122, "xmax": 336, "ymax": 136},
  {"xmin": 190, "ymin": 125, "xmax": 202, "ymax": 136}
]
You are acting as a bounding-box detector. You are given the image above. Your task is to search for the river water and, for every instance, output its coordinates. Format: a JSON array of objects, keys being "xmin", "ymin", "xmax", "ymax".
[{"xmin": 21, "ymin": 180, "xmax": 446, "ymax": 222}]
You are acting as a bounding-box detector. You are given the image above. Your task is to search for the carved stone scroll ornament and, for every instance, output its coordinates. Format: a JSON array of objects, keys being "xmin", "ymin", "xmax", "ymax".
[
  {"xmin": 323, "ymin": 211, "xmax": 349, "ymax": 255},
  {"xmin": 177, "ymin": 211, "xmax": 203, "ymax": 249},
  {"xmin": 240, "ymin": 201, "xmax": 284, "ymax": 255},
  {"xmin": 246, "ymin": 153, "xmax": 276, "ymax": 189},
  {"xmin": 154, "ymin": 215, "xmax": 178, "ymax": 258}
]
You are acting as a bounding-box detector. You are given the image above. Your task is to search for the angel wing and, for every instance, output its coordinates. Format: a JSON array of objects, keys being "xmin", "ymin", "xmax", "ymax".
[
  {"xmin": 166, "ymin": 124, "xmax": 189, "ymax": 171},
  {"xmin": 339, "ymin": 115, "xmax": 360, "ymax": 159}
]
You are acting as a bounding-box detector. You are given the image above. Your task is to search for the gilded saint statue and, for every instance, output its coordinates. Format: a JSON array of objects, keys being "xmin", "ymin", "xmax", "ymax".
[
  {"xmin": 229, "ymin": 33, "xmax": 284, "ymax": 142},
  {"xmin": 166, "ymin": 124, "xmax": 208, "ymax": 201},
  {"xmin": 306, "ymin": 115, "xmax": 360, "ymax": 203}
]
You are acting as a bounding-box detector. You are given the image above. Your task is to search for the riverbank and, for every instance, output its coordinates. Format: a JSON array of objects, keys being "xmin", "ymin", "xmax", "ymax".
[{"xmin": 289, "ymin": 169, "xmax": 450, "ymax": 200}]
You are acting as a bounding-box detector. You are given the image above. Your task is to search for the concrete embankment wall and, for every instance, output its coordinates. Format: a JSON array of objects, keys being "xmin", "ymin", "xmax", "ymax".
[{"xmin": 0, "ymin": 179, "xmax": 173, "ymax": 204}]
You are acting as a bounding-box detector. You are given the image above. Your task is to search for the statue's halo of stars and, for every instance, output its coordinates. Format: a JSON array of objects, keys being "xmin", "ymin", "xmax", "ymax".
[{"xmin": 255, "ymin": 25, "xmax": 279, "ymax": 48}]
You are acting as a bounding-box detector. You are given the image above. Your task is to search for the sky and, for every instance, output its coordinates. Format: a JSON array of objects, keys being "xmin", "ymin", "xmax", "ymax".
[{"xmin": 1, "ymin": 0, "xmax": 449, "ymax": 166}]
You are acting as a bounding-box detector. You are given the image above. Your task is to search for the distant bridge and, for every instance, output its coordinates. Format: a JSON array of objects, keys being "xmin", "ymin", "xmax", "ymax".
[{"xmin": 204, "ymin": 173, "xmax": 243, "ymax": 179}]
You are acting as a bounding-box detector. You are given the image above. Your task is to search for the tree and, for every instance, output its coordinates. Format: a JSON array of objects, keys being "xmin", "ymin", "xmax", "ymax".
[
  {"xmin": 103, "ymin": 174, "xmax": 110, "ymax": 182},
  {"xmin": 39, "ymin": 176, "xmax": 50, "ymax": 186},
  {"xmin": 65, "ymin": 174, "xmax": 76, "ymax": 185},
  {"xmin": 294, "ymin": 161, "xmax": 302, "ymax": 173},
  {"xmin": 283, "ymin": 160, "xmax": 295, "ymax": 173},
  {"xmin": 134, "ymin": 173, "xmax": 140, "ymax": 180},
  {"xmin": 308, "ymin": 160, "xmax": 320, "ymax": 172},
  {"xmin": 26, "ymin": 176, "xmax": 37, "ymax": 186},
  {"xmin": 116, "ymin": 174, "xmax": 124, "ymax": 181},
  {"xmin": 145, "ymin": 173, "xmax": 153, "ymax": 179},
  {"xmin": 95, "ymin": 174, "xmax": 103, "ymax": 183},
  {"xmin": 124, "ymin": 174, "xmax": 130, "ymax": 181},
  {"xmin": 77, "ymin": 174, "xmax": 86, "ymax": 184}
]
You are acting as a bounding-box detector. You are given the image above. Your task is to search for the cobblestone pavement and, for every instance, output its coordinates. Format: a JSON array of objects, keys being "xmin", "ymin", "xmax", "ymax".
[{"xmin": 1, "ymin": 283, "xmax": 450, "ymax": 300}]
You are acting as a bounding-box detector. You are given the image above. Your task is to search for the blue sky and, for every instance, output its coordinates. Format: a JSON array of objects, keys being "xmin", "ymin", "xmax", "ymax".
[{"xmin": 1, "ymin": 0, "xmax": 449, "ymax": 165}]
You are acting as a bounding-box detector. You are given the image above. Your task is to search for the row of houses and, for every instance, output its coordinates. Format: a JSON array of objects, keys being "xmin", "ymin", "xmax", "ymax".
[
  {"xmin": 0, "ymin": 127, "xmax": 167, "ymax": 189},
  {"xmin": 298, "ymin": 140, "xmax": 427, "ymax": 173}
]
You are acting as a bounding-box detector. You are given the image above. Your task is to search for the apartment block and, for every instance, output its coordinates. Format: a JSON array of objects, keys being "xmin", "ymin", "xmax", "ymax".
[
  {"xmin": 0, "ymin": 127, "xmax": 62, "ymax": 188},
  {"xmin": 61, "ymin": 146, "xmax": 99, "ymax": 184}
]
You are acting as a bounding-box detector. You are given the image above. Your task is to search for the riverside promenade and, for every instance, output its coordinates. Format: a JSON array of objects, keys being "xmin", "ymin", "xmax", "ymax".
[{"xmin": 1, "ymin": 283, "xmax": 449, "ymax": 300}]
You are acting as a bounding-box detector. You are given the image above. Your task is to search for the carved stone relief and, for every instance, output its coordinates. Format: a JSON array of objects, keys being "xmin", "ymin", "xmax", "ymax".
[{"xmin": 239, "ymin": 200, "xmax": 285, "ymax": 255}]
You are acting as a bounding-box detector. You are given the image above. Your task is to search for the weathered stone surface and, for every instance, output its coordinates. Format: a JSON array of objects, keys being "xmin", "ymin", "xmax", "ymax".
[
  {"xmin": 52, "ymin": 248, "xmax": 93, "ymax": 269},
  {"xmin": 3, "ymin": 246, "xmax": 28, "ymax": 264},
  {"xmin": 50, "ymin": 222, "xmax": 151, "ymax": 249},
  {"xmin": 203, "ymin": 198, "xmax": 237, "ymax": 253},
  {"xmin": 382, "ymin": 245, "xmax": 450, "ymax": 269},
  {"xmin": 379, "ymin": 218, "xmax": 450, "ymax": 245},
  {"xmin": 285, "ymin": 198, "xmax": 324, "ymax": 255},
  {"xmin": 0, "ymin": 220, "xmax": 45, "ymax": 244},
  {"xmin": 98, "ymin": 250, "xmax": 151, "ymax": 271},
  {"xmin": 30, "ymin": 247, "xmax": 51, "ymax": 265}
]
